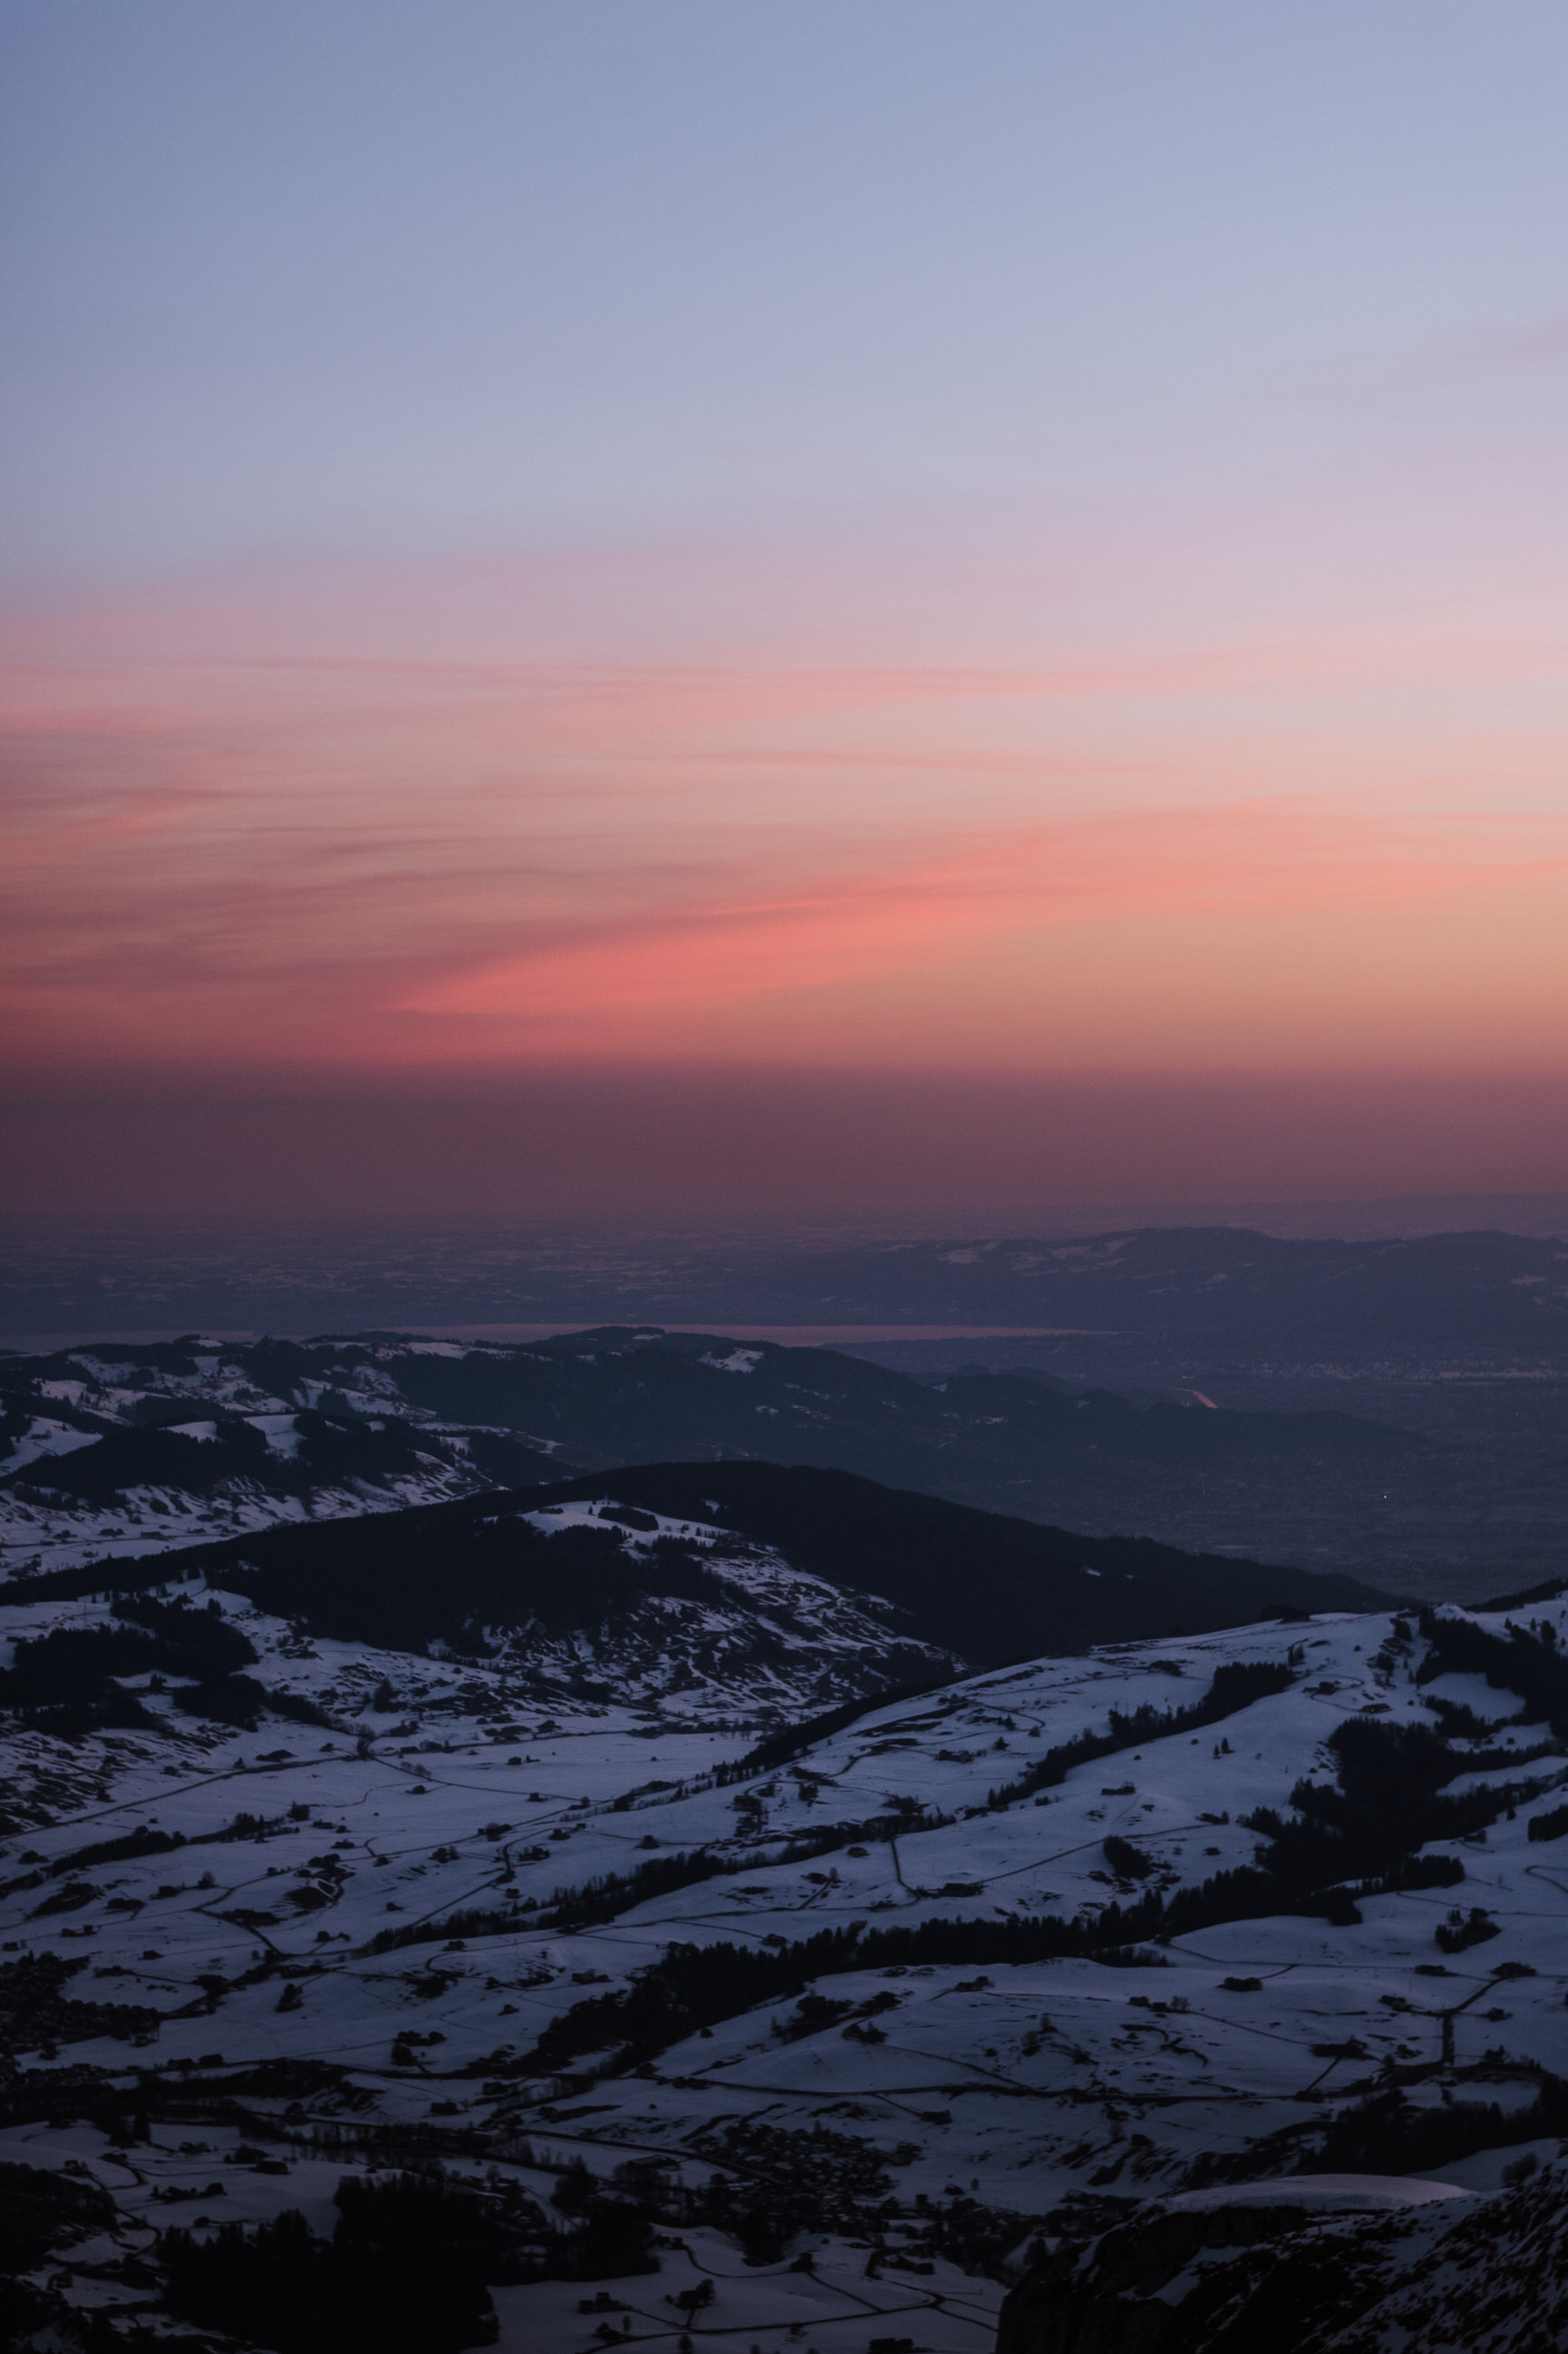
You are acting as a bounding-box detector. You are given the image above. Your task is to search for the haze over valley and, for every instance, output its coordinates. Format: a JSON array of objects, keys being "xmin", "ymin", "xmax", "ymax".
[{"xmin": 8, "ymin": 1215, "xmax": 1568, "ymax": 1601}]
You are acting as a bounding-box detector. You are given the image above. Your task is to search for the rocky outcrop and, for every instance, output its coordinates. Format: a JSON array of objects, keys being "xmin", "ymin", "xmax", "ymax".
[
  {"xmin": 999, "ymin": 2195, "xmax": 1338, "ymax": 2354},
  {"xmin": 997, "ymin": 2170, "xmax": 1568, "ymax": 2354}
]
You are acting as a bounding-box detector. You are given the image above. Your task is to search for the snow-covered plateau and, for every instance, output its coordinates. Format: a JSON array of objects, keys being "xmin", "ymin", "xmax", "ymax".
[{"xmin": 5, "ymin": 1482, "xmax": 1568, "ymax": 2352}]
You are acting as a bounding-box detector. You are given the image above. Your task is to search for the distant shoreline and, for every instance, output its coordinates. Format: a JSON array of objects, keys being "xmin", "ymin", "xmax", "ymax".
[{"xmin": 1, "ymin": 1320, "xmax": 1116, "ymax": 1353}]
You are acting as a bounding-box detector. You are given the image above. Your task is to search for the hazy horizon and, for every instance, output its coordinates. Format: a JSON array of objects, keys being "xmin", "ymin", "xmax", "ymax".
[{"xmin": 6, "ymin": 1188, "xmax": 1568, "ymax": 1355}]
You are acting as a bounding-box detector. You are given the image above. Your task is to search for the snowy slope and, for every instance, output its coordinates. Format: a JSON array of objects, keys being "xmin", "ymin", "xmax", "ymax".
[
  {"xmin": 5, "ymin": 1562, "xmax": 1568, "ymax": 2351},
  {"xmin": 0, "ymin": 1340, "xmax": 559, "ymax": 1582}
]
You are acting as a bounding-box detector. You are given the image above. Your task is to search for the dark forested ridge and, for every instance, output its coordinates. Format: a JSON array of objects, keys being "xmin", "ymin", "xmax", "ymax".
[
  {"xmin": 6, "ymin": 1458, "xmax": 1395, "ymax": 1666},
  {"xmin": 517, "ymin": 1459, "xmax": 1397, "ymax": 1659}
]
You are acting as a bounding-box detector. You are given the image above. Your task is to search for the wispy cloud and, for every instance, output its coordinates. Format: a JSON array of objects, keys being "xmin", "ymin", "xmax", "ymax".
[{"xmin": 5, "ymin": 546, "xmax": 1568, "ymax": 1076}]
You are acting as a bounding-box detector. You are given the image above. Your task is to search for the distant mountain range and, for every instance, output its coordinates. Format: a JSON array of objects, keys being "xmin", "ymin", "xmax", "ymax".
[
  {"xmin": 5, "ymin": 1218, "xmax": 1568, "ymax": 1349},
  {"xmin": 0, "ymin": 1326, "xmax": 1425, "ymax": 1588},
  {"xmin": 825, "ymin": 1224, "xmax": 1568, "ymax": 1350}
]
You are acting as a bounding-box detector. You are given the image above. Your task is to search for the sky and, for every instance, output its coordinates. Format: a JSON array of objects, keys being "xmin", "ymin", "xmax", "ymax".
[{"xmin": 4, "ymin": 2, "xmax": 1568, "ymax": 1218}]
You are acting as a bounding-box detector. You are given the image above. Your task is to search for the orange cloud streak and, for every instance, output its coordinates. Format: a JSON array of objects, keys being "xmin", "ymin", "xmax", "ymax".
[
  {"xmin": 5, "ymin": 555, "xmax": 1568, "ymax": 1081},
  {"xmin": 403, "ymin": 804, "xmax": 1563, "ymax": 1030}
]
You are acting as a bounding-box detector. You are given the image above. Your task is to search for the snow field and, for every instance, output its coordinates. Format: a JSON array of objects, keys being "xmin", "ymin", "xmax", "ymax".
[{"xmin": 6, "ymin": 1578, "xmax": 1568, "ymax": 2349}]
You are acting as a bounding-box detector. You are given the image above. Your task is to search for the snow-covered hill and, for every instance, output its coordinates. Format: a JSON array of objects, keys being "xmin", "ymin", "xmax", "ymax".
[
  {"xmin": 5, "ymin": 1551, "xmax": 1568, "ymax": 2352},
  {"xmin": 0, "ymin": 1339, "xmax": 556, "ymax": 1582},
  {"xmin": 0, "ymin": 1327, "xmax": 1418, "ymax": 1600}
]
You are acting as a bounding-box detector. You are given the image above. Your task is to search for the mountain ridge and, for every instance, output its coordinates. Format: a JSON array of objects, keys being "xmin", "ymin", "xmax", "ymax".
[
  {"xmin": 0, "ymin": 1459, "xmax": 1397, "ymax": 1746},
  {"xmin": 7, "ymin": 1218, "xmax": 1568, "ymax": 1343},
  {"xmin": 0, "ymin": 1325, "xmax": 1426, "ymax": 1594}
]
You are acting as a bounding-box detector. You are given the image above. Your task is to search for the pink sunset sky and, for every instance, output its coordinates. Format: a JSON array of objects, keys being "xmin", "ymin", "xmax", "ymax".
[{"xmin": 4, "ymin": 4, "xmax": 1568, "ymax": 1217}]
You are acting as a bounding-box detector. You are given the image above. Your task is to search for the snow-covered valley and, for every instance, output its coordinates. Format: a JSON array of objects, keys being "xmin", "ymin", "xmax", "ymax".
[{"xmin": 5, "ymin": 1486, "xmax": 1568, "ymax": 2351}]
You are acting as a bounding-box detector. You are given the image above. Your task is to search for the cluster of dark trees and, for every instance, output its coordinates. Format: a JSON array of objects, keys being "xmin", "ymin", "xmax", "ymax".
[
  {"xmin": 0, "ymin": 1953, "xmax": 162, "ymax": 2057},
  {"xmin": 0, "ymin": 1594, "xmax": 259, "ymax": 1734},
  {"xmin": 0, "ymin": 1594, "xmax": 332, "ymax": 1735},
  {"xmin": 1321, "ymin": 2069, "xmax": 1568, "ymax": 2175},
  {"xmin": 1418, "ymin": 1607, "xmax": 1568, "ymax": 1730},
  {"xmin": 222, "ymin": 1515, "xmax": 725, "ymax": 1655},
  {"xmin": 158, "ymin": 2162, "xmax": 657, "ymax": 2354},
  {"xmin": 1245, "ymin": 1713, "xmax": 1558, "ymax": 1889}
]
